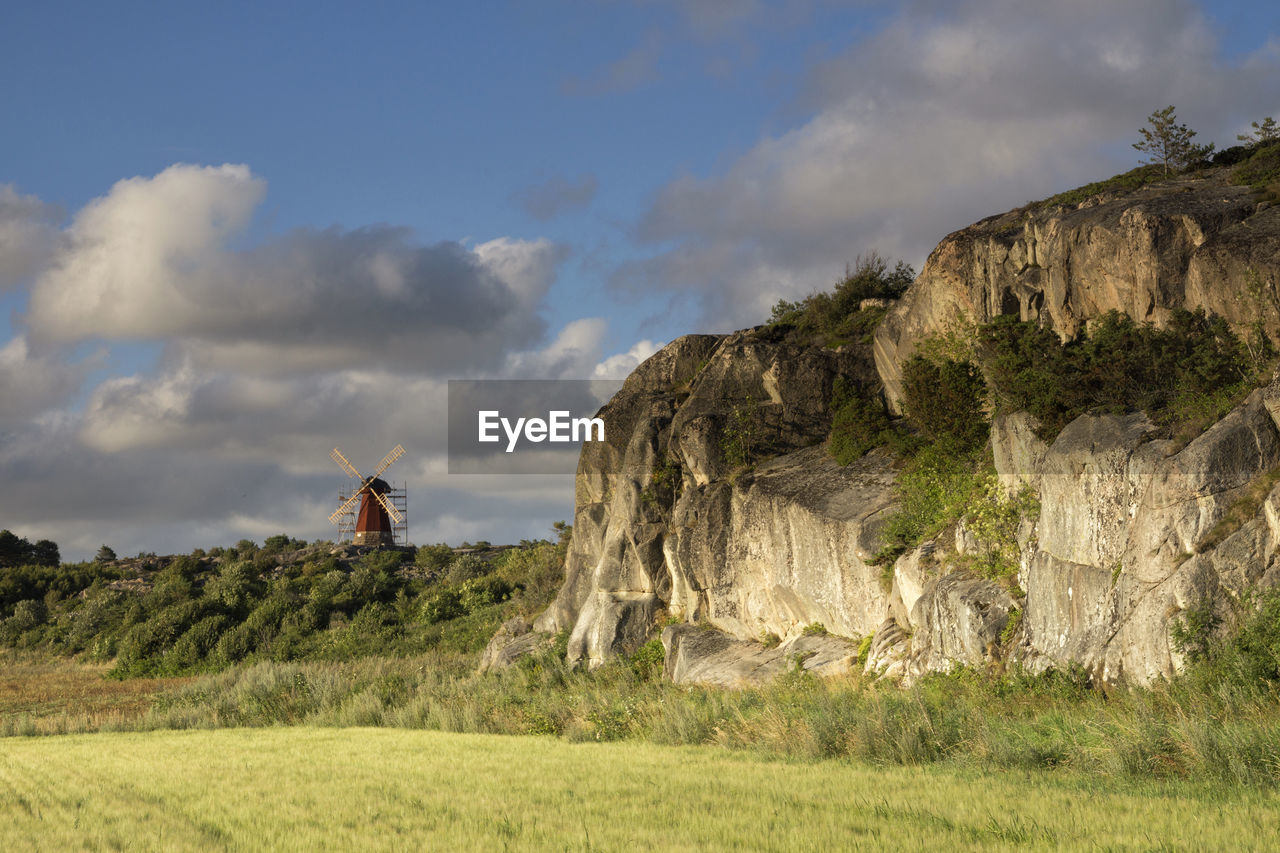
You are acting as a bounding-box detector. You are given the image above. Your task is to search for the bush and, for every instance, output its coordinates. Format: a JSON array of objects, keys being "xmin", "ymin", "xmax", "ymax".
[
  {"xmin": 204, "ymin": 561, "xmax": 261, "ymax": 615},
  {"xmin": 422, "ymin": 589, "xmax": 466, "ymax": 625},
  {"xmin": 828, "ymin": 378, "xmax": 904, "ymax": 464},
  {"xmin": 960, "ymin": 478, "xmax": 1039, "ymax": 583},
  {"xmin": 628, "ymin": 638, "xmax": 666, "ymax": 680},
  {"xmin": 767, "ymin": 253, "xmax": 914, "ymax": 346},
  {"xmin": 1034, "ymin": 164, "xmax": 1165, "ymax": 209},
  {"xmin": 415, "ymin": 543, "xmax": 454, "ymax": 573},
  {"xmin": 445, "ymin": 554, "xmax": 489, "ymax": 585},
  {"xmin": 878, "ymin": 444, "xmax": 990, "ymax": 561},
  {"xmin": 720, "ymin": 399, "xmax": 761, "ymax": 469},
  {"xmin": 977, "ymin": 310, "xmax": 1261, "ymax": 442},
  {"xmin": 1180, "ymin": 588, "xmax": 1280, "ymax": 692},
  {"xmin": 1229, "ymin": 141, "xmax": 1280, "ymax": 196},
  {"xmin": 900, "ymin": 356, "xmax": 988, "ymax": 451}
]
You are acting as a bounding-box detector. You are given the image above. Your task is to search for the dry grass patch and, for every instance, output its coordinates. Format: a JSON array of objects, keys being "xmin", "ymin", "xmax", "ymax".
[{"xmin": 0, "ymin": 652, "xmax": 192, "ymax": 735}]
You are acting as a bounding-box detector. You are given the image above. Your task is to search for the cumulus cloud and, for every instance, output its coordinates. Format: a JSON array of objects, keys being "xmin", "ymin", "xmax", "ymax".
[
  {"xmin": 25, "ymin": 164, "xmax": 567, "ymax": 374},
  {"xmin": 511, "ymin": 173, "xmax": 599, "ymax": 221},
  {"xmin": 0, "ymin": 336, "xmax": 98, "ymax": 426},
  {"xmin": 623, "ymin": 0, "xmax": 1280, "ymax": 329},
  {"xmin": 0, "ymin": 406, "xmax": 572, "ymax": 559},
  {"xmin": 0, "ymin": 185, "xmax": 62, "ymax": 291},
  {"xmin": 593, "ymin": 338, "xmax": 662, "ymax": 378}
]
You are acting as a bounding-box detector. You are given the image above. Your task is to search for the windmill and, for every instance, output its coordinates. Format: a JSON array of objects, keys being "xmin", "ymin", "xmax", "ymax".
[{"xmin": 328, "ymin": 445, "xmax": 407, "ymax": 546}]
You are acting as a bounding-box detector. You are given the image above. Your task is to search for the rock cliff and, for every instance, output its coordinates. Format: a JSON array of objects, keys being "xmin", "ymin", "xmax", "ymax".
[
  {"xmin": 485, "ymin": 162, "xmax": 1280, "ymax": 688},
  {"xmin": 874, "ymin": 168, "xmax": 1280, "ymax": 408}
]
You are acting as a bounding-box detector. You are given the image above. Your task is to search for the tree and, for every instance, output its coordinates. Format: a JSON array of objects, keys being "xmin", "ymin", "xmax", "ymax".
[
  {"xmin": 30, "ymin": 539, "xmax": 60, "ymax": 567},
  {"xmin": 95, "ymin": 544, "xmax": 117, "ymax": 563},
  {"xmin": 0, "ymin": 530, "xmax": 30, "ymax": 568},
  {"xmin": 1238, "ymin": 117, "xmax": 1279, "ymax": 146},
  {"xmin": 1133, "ymin": 106, "xmax": 1213, "ymax": 176}
]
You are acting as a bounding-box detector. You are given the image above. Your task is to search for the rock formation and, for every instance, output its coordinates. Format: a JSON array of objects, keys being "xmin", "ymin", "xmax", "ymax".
[
  {"xmin": 486, "ymin": 162, "xmax": 1280, "ymax": 688},
  {"xmin": 874, "ymin": 170, "xmax": 1280, "ymax": 408}
]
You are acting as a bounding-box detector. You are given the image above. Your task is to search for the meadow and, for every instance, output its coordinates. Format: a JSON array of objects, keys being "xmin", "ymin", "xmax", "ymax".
[{"xmin": 4, "ymin": 727, "xmax": 1279, "ymax": 851}]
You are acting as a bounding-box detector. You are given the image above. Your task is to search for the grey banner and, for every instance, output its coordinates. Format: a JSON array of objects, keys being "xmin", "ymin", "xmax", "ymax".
[{"xmin": 448, "ymin": 379, "xmax": 624, "ymax": 474}]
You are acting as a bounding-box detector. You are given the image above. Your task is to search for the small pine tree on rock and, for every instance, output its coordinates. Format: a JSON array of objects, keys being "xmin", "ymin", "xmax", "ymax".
[
  {"xmin": 1238, "ymin": 117, "xmax": 1278, "ymax": 145},
  {"xmin": 1133, "ymin": 105, "xmax": 1213, "ymax": 176}
]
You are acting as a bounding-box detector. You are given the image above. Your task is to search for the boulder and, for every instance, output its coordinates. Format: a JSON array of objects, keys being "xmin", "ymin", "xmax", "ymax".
[{"xmin": 661, "ymin": 624, "xmax": 862, "ymax": 687}]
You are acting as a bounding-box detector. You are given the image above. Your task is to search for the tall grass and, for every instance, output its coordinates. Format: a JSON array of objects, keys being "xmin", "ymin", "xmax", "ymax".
[{"xmin": 3, "ymin": 643, "xmax": 1253, "ymax": 787}]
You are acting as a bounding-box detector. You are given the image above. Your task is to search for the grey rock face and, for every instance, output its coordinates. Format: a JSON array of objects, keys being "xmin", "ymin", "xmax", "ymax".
[
  {"xmin": 493, "ymin": 170, "xmax": 1280, "ymax": 689},
  {"xmin": 534, "ymin": 327, "xmax": 892, "ymax": 671},
  {"xmin": 477, "ymin": 618, "xmax": 555, "ymax": 673},
  {"xmin": 874, "ymin": 173, "xmax": 1280, "ymax": 408},
  {"xmin": 996, "ymin": 388, "xmax": 1280, "ymax": 683},
  {"xmin": 662, "ymin": 624, "xmax": 862, "ymax": 687},
  {"xmin": 908, "ymin": 572, "xmax": 1019, "ymax": 675}
]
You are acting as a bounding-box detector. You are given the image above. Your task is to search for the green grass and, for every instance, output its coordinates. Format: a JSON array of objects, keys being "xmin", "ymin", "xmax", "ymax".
[
  {"xmin": 1033, "ymin": 164, "xmax": 1166, "ymax": 209},
  {"xmin": 2, "ymin": 727, "xmax": 1278, "ymax": 851}
]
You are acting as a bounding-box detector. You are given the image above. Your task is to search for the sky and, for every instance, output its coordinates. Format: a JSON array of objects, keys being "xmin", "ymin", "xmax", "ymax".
[{"xmin": 2, "ymin": 0, "xmax": 1278, "ymax": 560}]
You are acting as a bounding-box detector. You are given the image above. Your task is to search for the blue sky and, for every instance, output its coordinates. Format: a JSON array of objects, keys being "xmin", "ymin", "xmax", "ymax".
[{"xmin": 2, "ymin": 0, "xmax": 1278, "ymax": 559}]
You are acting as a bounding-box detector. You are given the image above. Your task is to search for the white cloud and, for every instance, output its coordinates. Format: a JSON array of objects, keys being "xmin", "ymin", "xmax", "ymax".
[
  {"xmin": 25, "ymin": 164, "xmax": 567, "ymax": 375},
  {"xmin": 0, "ymin": 184, "xmax": 62, "ymax": 291},
  {"xmin": 624, "ymin": 0, "xmax": 1280, "ymax": 329},
  {"xmin": 0, "ymin": 336, "xmax": 98, "ymax": 426},
  {"xmin": 0, "ymin": 163, "xmax": 607, "ymax": 557},
  {"xmin": 593, "ymin": 338, "xmax": 663, "ymax": 378},
  {"xmin": 503, "ymin": 318, "xmax": 609, "ymax": 379}
]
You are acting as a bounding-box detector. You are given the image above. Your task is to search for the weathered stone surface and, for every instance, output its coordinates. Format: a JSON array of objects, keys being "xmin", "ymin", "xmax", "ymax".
[
  {"xmin": 536, "ymin": 326, "xmax": 892, "ymax": 670},
  {"xmin": 993, "ymin": 382, "xmax": 1280, "ymax": 684},
  {"xmin": 991, "ymin": 412, "xmax": 1047, "ymax": 493},
  {"xmin": 908, "ymin": 572, "xmax": 1018, "ymax": 675},
  {"xmin": 887, "ymin": 545, "xmax": 932, "ymax": 630},
  {"xmin": 667, "ymin": 445, "xmax": 897, "ymax": 641},
  {"xmin": 864, "ymin": 618, "xmax": 909, "ymax": 680},
  {"xmin": 477, "ymin": 618, "xmax": 555, "ymax": 673},
  {"xmin": 496, "ymin": 166, "xmax": 1280, "ymax": 689},
  {"xmin": 662, "ymin": 624, "xmax": 862, "ymax": 687},
  {"xmin": 875, "ymin": 172, "xmax": 1278, "ymax": 408},
  {"xmin": 1035, "ymin": 412, "xmax": 1159, "ymax": 571}
]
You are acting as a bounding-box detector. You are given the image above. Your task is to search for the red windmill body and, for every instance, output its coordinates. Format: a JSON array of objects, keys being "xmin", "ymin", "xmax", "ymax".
[{"xmin": 329, "ymin": 446, "xmax": 406, "ymax": 546}]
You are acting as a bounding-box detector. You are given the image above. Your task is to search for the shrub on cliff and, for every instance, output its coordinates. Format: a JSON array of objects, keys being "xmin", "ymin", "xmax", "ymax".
[
  {"xmin": 768, "ymin": 253, "xmax": 913, "ymax": 346},
  {"xmin": 900, "ymin": 356, "xmax": 989, "ymax": 452},
  {"xmin": 977, "ymin": 309, "xmax": 1261, "ymax": 441},
  {"xmin": 828, "ymin": 378, "xmax": 902, "ymax": 464}
]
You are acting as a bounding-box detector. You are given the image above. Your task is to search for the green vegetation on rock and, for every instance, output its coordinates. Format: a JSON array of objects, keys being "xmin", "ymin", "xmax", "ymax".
[
  {"xmin": 978, "ymin": 308, "xmax": 1269, "ymax": 442},
  {"xmin": 767, "ymin": 252, "xmax": 913, "ymax": 348}
]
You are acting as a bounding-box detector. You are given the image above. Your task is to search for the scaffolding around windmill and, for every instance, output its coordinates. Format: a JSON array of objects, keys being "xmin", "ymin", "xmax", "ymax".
[{"xmin": 328, "ymin": 445, "xmax": 409, "ymax": 546}]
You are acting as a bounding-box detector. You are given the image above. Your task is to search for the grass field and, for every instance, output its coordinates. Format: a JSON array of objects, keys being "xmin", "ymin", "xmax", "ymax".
[{"xmin": 2, "ymin": 728, "xmax": 1278, "ymax": 851}]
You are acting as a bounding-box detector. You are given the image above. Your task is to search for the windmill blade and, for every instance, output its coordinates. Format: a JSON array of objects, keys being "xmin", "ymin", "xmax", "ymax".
[
  {"xmin": 328, "ymin": 490, "xmax": 363, "ymax": 525},
  {"xmin": 371, "ymin": 444, "xmax": 405, "ymax": 478},
  {"xmin": 371, "ymin": 489, "xmax": 404, "ymax": 524},
  {"xmin": 330, "ymin": 448, "xmax": 361, "ymax": 479}
]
